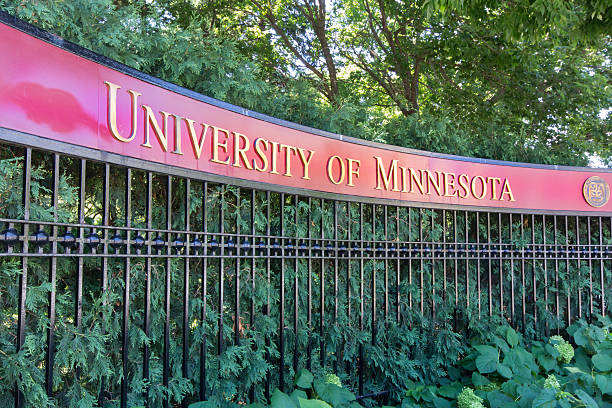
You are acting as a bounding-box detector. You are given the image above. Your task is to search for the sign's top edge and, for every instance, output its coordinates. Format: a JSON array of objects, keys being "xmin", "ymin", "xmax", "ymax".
[{"xmin": 0, "ymin": 10, "xmax": 610, "ymax": 174}]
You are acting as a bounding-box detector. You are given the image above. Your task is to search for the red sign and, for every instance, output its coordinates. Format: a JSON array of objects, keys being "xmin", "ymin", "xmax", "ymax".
[{"xmin": 0, "ymin": 21, "xmax": 610, "ymax": 213}]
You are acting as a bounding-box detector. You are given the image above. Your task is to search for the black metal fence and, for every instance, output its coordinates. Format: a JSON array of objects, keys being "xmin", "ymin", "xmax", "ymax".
[{"xmin": 0, "ymin": 139, "xmax": 610, "ymax": 408}]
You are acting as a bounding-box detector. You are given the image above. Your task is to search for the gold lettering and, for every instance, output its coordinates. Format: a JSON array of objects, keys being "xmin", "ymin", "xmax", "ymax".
[
  {"xmin": 232, "ymin": 132, "xmax": 253, "ymax": 169},
  {"xmin": 427, "ymin": 170, "xmax": 443, "ymax": 195},
  {"xmin": 269, "ymin": 141, "xmax": 280, "ymax": 174},
  {"xmin": 487, "ymin": 177, "xmax": 502, "ymax": 200},
  {"xmin": 253, "ymin": 138, "xmax": 269, "ymax": 172},
  {"xmin": 470, "ymin": 175, "xmax": 487, "ymax": 200},
  {"xmin": 141, "ymin": 105, "xmax": 170, "ymax": 151},
  {"xmin": 347, "ymin": 158, "xmax": 360, "ymax": 186},
  {"xmin": 500, "ymin": 179, "xmax": 516, "ymax": 201},
  {"xmin": 327, "ymin": 155, "xmax": 345, "ymax": 185},
  {"xmin": 297, "ymin": 148, "xmax": 315, "ymax": 180},
  {"xmin": 458, "ymin": 174, "xmax": 470, "ymax": 198},
  {"xmin": 172, "ymin": 114, "xmax": 183, "ymax": 155},
  {"xmin": 374, "ymin": 157, "xmax": 399, "ymax": 191},
  {"xmin": 280, "ymin": 144, "xmax": 297, "ymax": 177},
  {"xmin": 104, "ymin": 81, "xmax": 141, "ymax": 143},
  {"xmin": 400, "ymin": 167, "xmax": 409, "ymax": 192},
  {"xmin": 444, "ymin": 172, "xmax": 457, "ymax": 197},
  {"xmin": 409, "ymin": 168, "xmax": 426, "ymax": 194},
  {"xmin": 210, "ymin": 126, "xmax": 231, "ymax": 165},
  {"xmin": 184, "ymin": 119, "xmax": 210, "ymax": 160}
]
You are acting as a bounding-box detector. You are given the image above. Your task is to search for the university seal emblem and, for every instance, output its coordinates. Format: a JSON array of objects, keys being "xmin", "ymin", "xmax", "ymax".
[{"xmin": 583, "ymin": 176, "xmax": 610, "ymax": 208}]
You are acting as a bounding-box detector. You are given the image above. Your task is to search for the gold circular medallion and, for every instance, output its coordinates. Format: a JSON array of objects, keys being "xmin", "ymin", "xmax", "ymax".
[{"xmin": 583, "ymin": 176, "xmax": 610, "ymax": 208}]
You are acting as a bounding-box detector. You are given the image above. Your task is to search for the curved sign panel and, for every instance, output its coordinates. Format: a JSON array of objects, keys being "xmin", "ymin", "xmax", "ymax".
[{"xmin": 0, "ymin": 18, "xmax": 610, "ymax": 213}]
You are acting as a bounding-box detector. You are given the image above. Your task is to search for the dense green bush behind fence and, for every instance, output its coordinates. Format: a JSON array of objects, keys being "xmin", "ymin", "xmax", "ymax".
[{"xmin": 0, "ymin": 146, "xmax": 610, "ymax": 407}]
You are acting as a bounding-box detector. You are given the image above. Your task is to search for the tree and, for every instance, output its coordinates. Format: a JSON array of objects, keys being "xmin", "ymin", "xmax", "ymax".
[
  {"xmin": 335, "ymin": 0, "xmax": 611, "ymax": 165},
  {"xmin": 426, "ymin": 0, "xmax": 612, "ymax": 43},
  {"xmin": 0, "ymin": 0, "xmax": 610, "ymax": 167},
  {"xmin": 246, "ymin": 0, "xmax": 343, "ymax": 106}
]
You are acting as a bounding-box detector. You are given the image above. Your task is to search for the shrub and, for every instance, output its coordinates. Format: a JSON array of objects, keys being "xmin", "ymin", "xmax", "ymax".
[
  {"xmin": 400, "ymin": 316, "xmax": 612, "ymax": 408},
  {"xmin": 189, "ymin": 315, "xmax": 611, "ymax": 407}
]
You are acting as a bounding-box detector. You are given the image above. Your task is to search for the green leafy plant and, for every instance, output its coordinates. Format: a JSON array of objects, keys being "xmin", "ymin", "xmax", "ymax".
[
  {"xmin": 401, "ymin": 318, "xmax": 612, "ymax": 408},
  {"xmin": 236, "ymin": 369, "xmax": 360, "ymax": 408}
]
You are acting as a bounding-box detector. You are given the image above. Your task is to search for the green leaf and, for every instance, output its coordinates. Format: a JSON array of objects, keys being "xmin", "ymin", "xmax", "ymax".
[
  {"xmin": 532, "ymin": 388, "xmax": 557, "ymax": 407},
  {"xmin": 271, "ymin": 389, "xmax": 298, "ymax": 408},
  {"xmin": 536, "ymin": 353, "xmax": 557, "ymax": 372},
  {"xmin": 596, "ymin": 374, "xmax": 612, "ymax": 395},
  {"xmin": 501, "ymin": 380, "xmax": 519, "ymax": 397},
  {"xmin": 486, "ymin": 391, "xmax": 515, "ymax": 407},
  {"xmin": 518, "ymin": 349, "xmax": 539, "ymax": 373},
  {"xmin": 475, "ymin": 345, "xmax": 498, "ymax": 357},
  {"xmin": 447, "ymin": 366, "xmax": 461, "ymax": 381},
  {"xmin": 295, "ymin": 369, "xmax": 314, "ymax": 389},
  {"xmin": 313, "ymin": 380, "xmax": 356, "ymax": 406},
  {"xmin": 472, "ymin": 372, "xmax": 491, "ymax": 387},
  {"xmin": 432, "ymin": 396, "xmax": 451, "ymax": 408},
  {"xmin": 574, "ymin": 348, "xmax": 592, "ymax": 372},
  {"xmin": 506, "ymin": 327, "xmax": 519, "ymax": 347},
  {"xmin": 503, "ymin": 350, "xmax": 523, "ymax": 370},
  {"xmin": 438, "ymin": 382, "xmax": 462, "ymax": 399},
  {"xmin": 497, "ymin": 363, "xmax": 513, "ymax": 379},
  {"xmin": 589, "ymin": 326, "xmax": 606, "ymax": 343},
  {"xmin": 516, "ymin": 384, "xmax": 540, "ymax": 406},
  {"xmin": 493, "ymin": 336, "xmax": 511, "ymax": 354},
  {"xmin": 573, "ymin": 329, "xmax": 589, "ymax": 347},
  {"xmin": 476, "ymin": 347, "xmax": 498, "ymax": 374},
  {"xmin": 592, "ymin": 353, "xmax": 612, "ymax": 372},
  {"xmin": 298, "ymin": 398, "xmax": 332, "ymax": 408},
  {"xmin": 575, "ymin": 389, "xmax": 598, "ymax": 408},
  {"xmin": 565, "ymin": 366, "xmax": 590, "ymax": 377},
  {"xmin": 544, "ymin": 344, "xmax": 559, "ymax": 359},
  {"xmin": 406, "ymin": 384, "xmax": 426, "ymax": 400},
  {"xmin": 420, "ymin": 387, "xmax": 437, "ymax": 403},
  {"xmin": 291, "ymin": 390, "xmax": 308, "ymax": 406}
]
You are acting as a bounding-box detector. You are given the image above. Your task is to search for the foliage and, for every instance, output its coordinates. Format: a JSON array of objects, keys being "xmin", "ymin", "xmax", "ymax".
[
  {"xmin": 400, "ymin": 317, "xmax": 612, "ymax": 408},
  {"xmin": 426, "ymin": 0, "xmax": 612, "ymax": 43},
  {"xmin": 1, "ymin": 0, "xmax": 610, "ymax": 166},
  {"xmin": 251, "ymin": 368, "xmax": 360, "ymax": 408},
  {"xmin": 192, "ymin": 318, "xmax": 612, "ymax": 408},
  {"xmin": 187, "ymin": 369, "xmax": 359, "ymax": 408}
]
